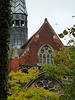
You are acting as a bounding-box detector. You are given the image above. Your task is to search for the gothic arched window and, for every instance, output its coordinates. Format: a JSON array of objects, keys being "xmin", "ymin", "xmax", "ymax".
[
  {"xmin": 43, "ymin": 54, "xmax": 46, "ymax": 64},
  {"xmin": 38, "ymin": 45, "xmax": 53, "ymax": 64},
  {"xmin": 47, "ymin": 54, "xmax": 50, "ymax": 64},
  {"xmin": 39, "ymin": 54, "xmax": 42, "ymax": 63}
]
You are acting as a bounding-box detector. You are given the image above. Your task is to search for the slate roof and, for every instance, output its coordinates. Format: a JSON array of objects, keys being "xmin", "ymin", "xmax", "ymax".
[{"xmin": 11, "ymin": 0, "xmax": 28, "ymax": 14}]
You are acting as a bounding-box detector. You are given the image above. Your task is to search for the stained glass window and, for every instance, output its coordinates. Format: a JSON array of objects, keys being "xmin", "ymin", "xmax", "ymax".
[
  {"xmin": 37, "ymin": 82, "xmax": 43, "ymax": 88},
  {"xmin": 39, "ymin": 45, "xmax": 53, "ymax": 64},
  {"xmin": 43, "ymin": 54, "xmax": 46, "ymax": 64},
  {"xmin": 51, "ymin": 54, "xmax": 53, "ymax": 64},
  {"xmin": 44, "ymin": 45, "xmax": 48, "ymax": 50},
  {"xmin": 39, "ymin": 54, "xmax": 42, "ymax": 63},
  {"xmin": 37, "ymin": 79, "xmax": 55, "ymax": 91},
  {"xmin": 48, "ymin": 82, "xmax": 54, "ymax": 88},
  {"xmin": 41, "ymin": 49, "xmax": 44, "ymax": 53},
  {"xmin": 47, "ymin": 54, "xmax": 50, "ymax": 64},
  {"xmin": 43, "ymin": 79, "xmax": 48, "ymax": 86}
]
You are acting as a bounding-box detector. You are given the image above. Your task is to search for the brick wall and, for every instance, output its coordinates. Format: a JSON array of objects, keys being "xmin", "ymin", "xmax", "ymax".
[
  {"xmin": 9, "ymin": 57, "xmax": 19, "ymax": 72},
  {"xmin": 19, "ymin": 22, "xmax": 63, "ymax": 66}
]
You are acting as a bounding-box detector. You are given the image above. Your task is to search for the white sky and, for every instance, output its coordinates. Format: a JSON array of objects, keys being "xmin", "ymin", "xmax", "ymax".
[{"xmin": 26, "ymin": 0, "xmax": 75, "ymax": 45}]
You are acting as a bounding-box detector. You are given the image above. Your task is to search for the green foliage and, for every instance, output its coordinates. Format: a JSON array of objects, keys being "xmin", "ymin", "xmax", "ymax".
[
  {"xmin": 8, "ymin": 69, "xmax": 39, "ymax": 93},
  {"xmin": 63, "ymin": 30, "xmax": 68, "ymax": 35},
  {"xmin": 43, "ymin": 47, "xmax": 75, "ymax": 100},
  {"xmin": 8, "ymin": 88, "xmax": 59, "ymax": 100},
  {"xmin": 9, "ymin": 69, "xmax": 39, "ymax": 83},
  {"xmin": 59, "ymin": 25, "xmax": 75, "ymax": 45},
  {"xmin": 58, "ymin": 33, "xmax": 64, "ymax": 38},
  {"xmin": 8, "ymin": 69, "xmax": 59, "ymax": 100},
  {"xmin": 0, "ymin": 0, "xmax": 12, "ymax": 99}
]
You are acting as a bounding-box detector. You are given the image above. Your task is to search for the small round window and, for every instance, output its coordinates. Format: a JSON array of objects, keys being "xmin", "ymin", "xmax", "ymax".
[
  {"xmin": 37, "ymin": 82, "xmax": 43, "ymax": 88},
  {"xmin": 41, "ymin": 49, "xmax": 44, "ymax": 53},
  {"xmin": 44, "ymin": 45, "xmax": 48, "ymax": 50},
  {"xmin": 48, "ymin": 82, "xmax": 54, "ymax": 88}
]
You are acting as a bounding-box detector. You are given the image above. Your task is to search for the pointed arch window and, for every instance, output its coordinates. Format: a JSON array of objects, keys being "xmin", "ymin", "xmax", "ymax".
[
  {"xmin": 51, "ymin": 54, "xmax": 53, "ymax": 64},
  {"xmin": 43, "ymin": 54, "xmax": 46, "ymax": 64},
  {"xmin": 39, "ymin": 54, "xmax": 42, "ymax": 63},
  {"xmin": 38, "ymin": 45, "xmax": 53, "ymax": 64},
  {"xmin": 47, "ymin": 54, "xmax": 50, "ymax": 64}
]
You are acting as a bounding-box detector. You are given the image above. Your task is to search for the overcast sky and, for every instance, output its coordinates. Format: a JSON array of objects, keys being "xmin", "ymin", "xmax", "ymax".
[{"xmin": 26, "ymin": 0, "xmax": 75, "ymax": 45}]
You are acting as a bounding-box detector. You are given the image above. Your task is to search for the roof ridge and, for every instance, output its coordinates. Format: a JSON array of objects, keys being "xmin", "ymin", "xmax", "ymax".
[
  {"xmin": 21, "ymin": 18, "xmax": 63, "ymax": 49},
  {"xmin": 21, "ymin": 19, "xmax": 47, "ymax": 49},
  {"xmin": 46, "ymin": 19, "xmax": 64, "ymax": 46}
]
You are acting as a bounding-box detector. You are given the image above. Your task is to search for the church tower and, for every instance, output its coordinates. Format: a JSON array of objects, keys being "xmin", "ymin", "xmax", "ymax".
[{"xmin": 10, "ymin": 0, "xmax": 28, "ymax": 48}]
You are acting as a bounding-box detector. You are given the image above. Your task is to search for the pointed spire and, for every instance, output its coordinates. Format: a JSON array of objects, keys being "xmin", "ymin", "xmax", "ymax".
[{"xmin": 11, "ymin": 0, "xmax": 27, "ymax": 15}]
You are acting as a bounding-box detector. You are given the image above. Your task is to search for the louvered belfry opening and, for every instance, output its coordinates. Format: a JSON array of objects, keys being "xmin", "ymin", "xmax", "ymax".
[{"xmin": 10, "ymin": 0, "xmax": 28, "ymax": 48}]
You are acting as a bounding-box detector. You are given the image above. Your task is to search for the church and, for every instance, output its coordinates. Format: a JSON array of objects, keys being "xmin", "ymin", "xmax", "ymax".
[
  {"xmin": 9, "ymin": 0, "xmax": 63, "ymax": 72},
  {"xmin": 9, "ymin": 0, "xmax": 64, "ymax": 91}
]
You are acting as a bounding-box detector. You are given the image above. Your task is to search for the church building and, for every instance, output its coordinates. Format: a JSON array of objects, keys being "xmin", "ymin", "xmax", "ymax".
[
  {"xmin": 8, "ymin": 0, "xmax": 70, "ymax": 92},
  {"xmin": 9, "ymin": 0, "xmax": 63, "ymax": 72},
  {"xmin": 8, "ymin": 0, "xmax": 75, "ymax": 93}
]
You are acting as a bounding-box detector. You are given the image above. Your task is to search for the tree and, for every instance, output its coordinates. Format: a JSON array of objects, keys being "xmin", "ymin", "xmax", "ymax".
[
  {"xmin": 43, "ymin": 25, "xmax": 75, "ymax": 99},
  {"xmin": 58, "ymin": 25, "xmax": 75, "ymax": 45},
  {"xmin": 8, "ymin": 68, "xmax": 59, "ymax": 100},
  {"xmin": 43, "ymin": 47, "xmax": 75, "ymax": 100},
  {"xmin": 0, "ymin": 0, "xmax": 11, "ymax": 99}
]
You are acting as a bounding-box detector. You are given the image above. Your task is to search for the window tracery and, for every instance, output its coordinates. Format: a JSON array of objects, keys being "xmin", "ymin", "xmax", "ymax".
[
  {"xmin": 36, "ymin": 79, "xmax": 55, "ymax": 92},
  {"xmin": 38, "ymin": 45, "xmax": 53, "ymax": 64}
]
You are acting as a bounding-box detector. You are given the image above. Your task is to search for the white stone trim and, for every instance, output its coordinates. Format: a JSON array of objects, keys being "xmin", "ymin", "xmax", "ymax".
[
  {"xmin": 20, "ymin": 47, "xmax": 29, "ymax": 57},
  {"xmin": 35, "ymin": 34, "xmax": 39, "ymax": 38},
  {"xmin": 53, "ymin": 35, "xmax": 58, "ymax": 39},
  {"xmin": 37, "ymin": 44, "xmax": 54, "ymax": 64},
  {"xmin": 37, "ymin": 44, "xmax": 54, "ymax": 56}
]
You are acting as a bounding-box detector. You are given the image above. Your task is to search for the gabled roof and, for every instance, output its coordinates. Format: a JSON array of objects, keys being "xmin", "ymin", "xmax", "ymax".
[{"xmin": 21, "ymin": 18, "xmax": 63, "ymax": 49}]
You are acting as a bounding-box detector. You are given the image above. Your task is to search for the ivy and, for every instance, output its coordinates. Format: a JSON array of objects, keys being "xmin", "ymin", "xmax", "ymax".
[{"xmin": 0, "ymin": 0, "xmax": 12, "ymax": 99}]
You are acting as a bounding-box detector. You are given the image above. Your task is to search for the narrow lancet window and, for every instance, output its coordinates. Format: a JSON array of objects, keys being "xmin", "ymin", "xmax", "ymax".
[
  {"xmin": 39, "ymin": 54, "xmax": 42, "ymax": 63},
  {"xmin": 47, "ymin": 54, "xmax": 50, "ymax": 64},
  {"xmin": 43, "ymin": 54, "xmax": 46, "ymax": 64}
]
